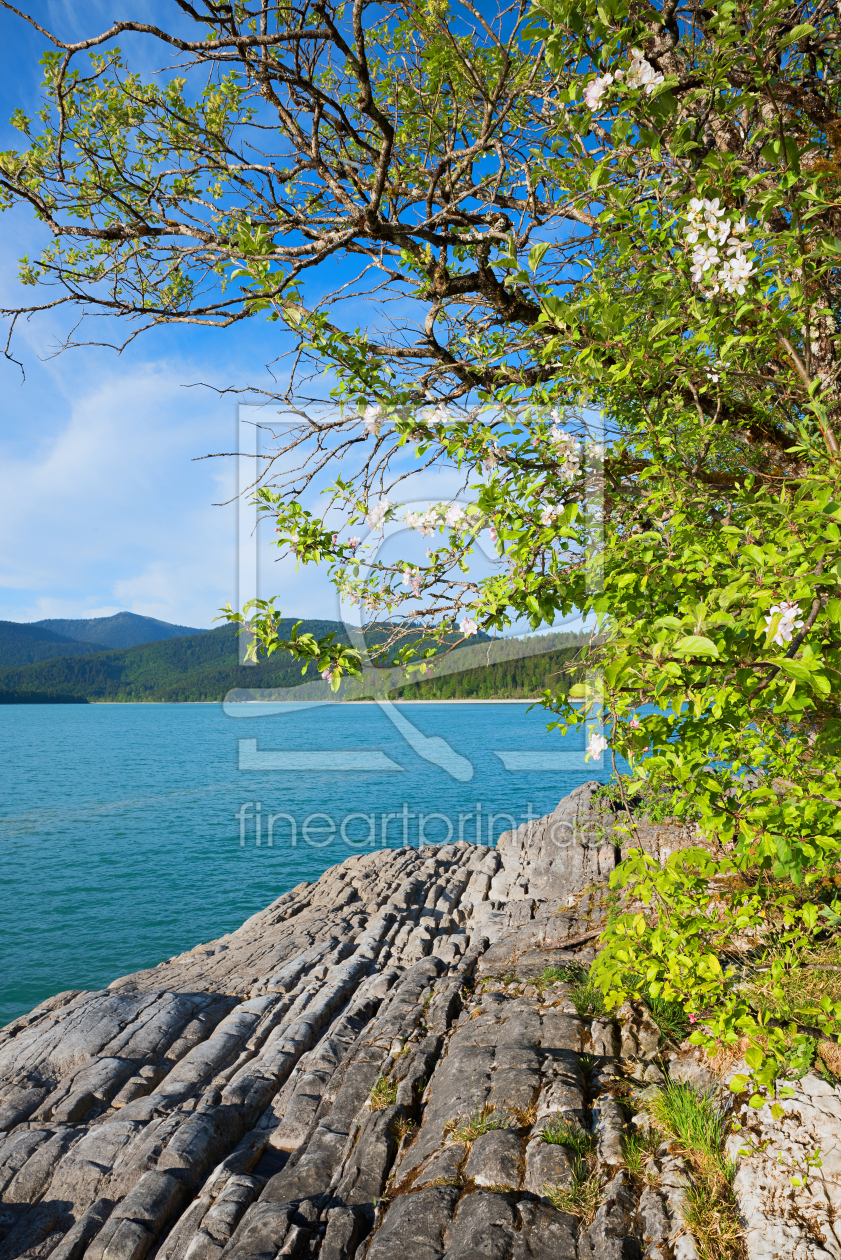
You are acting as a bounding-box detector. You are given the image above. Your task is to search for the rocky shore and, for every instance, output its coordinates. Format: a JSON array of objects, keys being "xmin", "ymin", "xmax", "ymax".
[{"xmin": 2, "ymin": 783, "xmax": 841, "ymax": 1260}]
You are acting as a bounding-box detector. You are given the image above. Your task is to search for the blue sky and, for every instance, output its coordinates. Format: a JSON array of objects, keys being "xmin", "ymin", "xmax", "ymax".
[{"xmin": 0, "ymin": 3, "xmax": 345, "ymax": 628}]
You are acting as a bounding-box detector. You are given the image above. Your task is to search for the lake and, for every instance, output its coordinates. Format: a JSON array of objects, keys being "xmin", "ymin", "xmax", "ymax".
[{"xmin": 0, "ymin": 701, "xmax": 615, "ymax": 1024}]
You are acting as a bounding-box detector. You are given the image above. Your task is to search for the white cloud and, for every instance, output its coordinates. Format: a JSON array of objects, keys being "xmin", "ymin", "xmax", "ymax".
[{"xmin": 0, "ymin": 359, "xmax": 238, "ymax": 626}]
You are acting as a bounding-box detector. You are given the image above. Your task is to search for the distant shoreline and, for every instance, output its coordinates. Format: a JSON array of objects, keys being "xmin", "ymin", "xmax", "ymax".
[{"xmin": 4, "ymin": 697, "xmax": 549, "ymax": 706}]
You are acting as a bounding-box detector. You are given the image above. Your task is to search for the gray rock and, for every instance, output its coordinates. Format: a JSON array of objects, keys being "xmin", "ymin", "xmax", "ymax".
[
  {"xmin": 523, "ymin": 1137, "xmax": 573, "ymax": 1195},
  {"xmin": 463, "ymin": 1130, "xmax": 522, "ymax": 1189},
  {"xmin": 365, "ymin": 1186, "xmax": 459, "ymax": 1260},
  {"xmin": 442, "ymin": 1191, "xmax": 516, "ymax": 1260},
  {"xmin": 513, "ymin": 1201, "xmax": 577, "ymax": 1260}
]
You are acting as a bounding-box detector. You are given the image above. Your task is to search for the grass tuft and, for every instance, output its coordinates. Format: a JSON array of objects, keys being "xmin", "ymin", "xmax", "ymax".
[
  {"xmin": 649, "ymin": 1080, "xmax": 726, "ymax": 1162},
  {"xmin": 541, "ymin": 1115, "xmax": 600, "ymax": 1223},
  {"xmin": 369, "ymin": 1076, "xmax": 398, "ymax": 1111},
  {"xmin": 390, "ymin": 1115, "xmax": 416, "ymax": 1142},
  {"xmin": 642, "ymin": 990, "xmax": 690, "ymax": 1043},
  {"xmin": 622, "ymin": 1125, "xmax": 662, "ymax": 1179},
  {"xmin": 444, "ymin": 1102, "xmax": 508, "ymax": 1146},
  {"xmin": 511, "ymin": 1099, "xmax": 538, "ymax": 1127},
  {"xmin": 540, "ymin": 1115, "xmax": 594, "ymax": 1159},
  {"xmin": 647, "ymin": 1080, "xmax": 744, "ymax": 1260},
  {"xmin": 543, "ymin": 1165, "xmax": 602, "ymax": 1224},
  {"xmin": 535, "ymin": 963, "xmax": 608, "ymax": 1017}
]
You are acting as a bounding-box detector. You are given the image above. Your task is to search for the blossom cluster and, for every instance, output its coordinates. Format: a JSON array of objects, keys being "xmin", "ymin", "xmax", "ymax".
[
  {"xmin": 402, "ymin": 566, "xmax": 422, "ymax": 597},
  {"xmin": 583, "ymin": 48, "xmax": 664, "ymax": 111},
  {"xmin": 764, "ymin": 601, "xmax": 805, "ymax": 647},
  {"xmin": 404, "ymin": 501, "xmax": 480, "ymax": 536},
  {"xmin": 549, "ymin": 417, "xmax": 582, "ymax": 482},
  {"xmin": 366, "ymin": 499, "xmax": 390, "ymax": 530},
  {"xmin": 685, "ymin": 198, "xmax": 756, "ymax": 296}
]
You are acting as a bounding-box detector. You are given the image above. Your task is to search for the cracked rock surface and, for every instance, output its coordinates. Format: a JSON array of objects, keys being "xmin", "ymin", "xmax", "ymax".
[{"xmin": 2, "ymin": 781, "xmax": 834, "ymax": 1260}]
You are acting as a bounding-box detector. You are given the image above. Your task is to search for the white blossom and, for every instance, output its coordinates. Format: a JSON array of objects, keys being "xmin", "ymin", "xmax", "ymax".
[
  {"xmin": 584, "ymin": 72, "xmax": 613, "ymax": 110},
  {"xmin": 366, "ymin": 499, "xmax": 390, "ymax": 530},
  {"xmin": 715, "ymin": 252, "xmax": 755, "ymax": 295},
  {"xmin": 459, "ymin": 617, "xmax": 479, "ymax": 636},
  {"xmin": 693, "ymin": 243, "xmax": 720, "ymax": 272},
  {"xmin": 765, "ymin": 601, "xmax": 805, "ymax": 647},
  {"xmin": 445, "ymin": 503, "xmax": 466, "ymax": 528},
  {"xmin": 405, "ymin": 507, "xmax": 437, "ymax": 536},
  {"xmin": 625, "ymin": 49, "xmax": 664, "ymax": 94},
  {"xmin": 363, "ymin": 404, "xmax": 382, "ymax": 436},
  {"xmin": 586, "ymin": 731, "xmax": 609, "ymax": 759}
]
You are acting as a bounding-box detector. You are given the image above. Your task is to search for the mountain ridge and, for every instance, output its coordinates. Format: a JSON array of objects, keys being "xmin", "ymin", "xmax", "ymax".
[{"xmin": 33, "ymin": 610, "xmax": 206, "ymax": 649}]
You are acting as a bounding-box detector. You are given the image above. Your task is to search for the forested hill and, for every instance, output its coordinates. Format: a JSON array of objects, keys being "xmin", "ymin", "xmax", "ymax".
[
  {"xmin": 0, "ymin": 621, "xmax": 587, "ymax": 703},
  {"xmin": 0, "ymin": 620, "xmax": 108, "ymax": 667}
]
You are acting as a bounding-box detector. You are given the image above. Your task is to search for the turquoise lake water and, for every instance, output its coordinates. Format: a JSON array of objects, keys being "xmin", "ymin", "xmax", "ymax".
[{"xmin": 0, "ymin": 702, "xmax": 615, "ymax": 1024}]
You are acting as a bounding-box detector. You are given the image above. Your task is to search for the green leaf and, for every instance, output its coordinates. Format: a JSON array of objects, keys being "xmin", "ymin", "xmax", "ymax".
[
  {"xmin": 528, "ymin": 242, "xmax": 550, "ymax": 271},
  {"xmin": 777, "ymin": 22, "xmax": 816, "ymax": 47},
  {"xmin": 745, "ymin": 1044, "xmax": 764, "ymax": 1069},
  {"xmin": 675, "ymin": 636, "xmax": 720, "ymax": 656}
]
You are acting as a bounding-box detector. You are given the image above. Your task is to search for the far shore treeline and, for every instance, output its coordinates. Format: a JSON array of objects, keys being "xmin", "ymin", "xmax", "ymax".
[{"xmin": 0, "ymin": 620, "xmax": 587, "ymax": 703}]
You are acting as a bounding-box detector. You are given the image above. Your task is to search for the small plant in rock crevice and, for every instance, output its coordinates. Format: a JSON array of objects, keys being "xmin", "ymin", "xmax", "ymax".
[
  {"xmin": 543, "ymin": 1163, "xmax": 601, "ymax": 1224},
  {"xmin": 369, "ymin": 1076, "xmax": 398, "ymax": 1111},
  {"xmin": 444, "ymin": 1103, "xmax": 508, "ymax": 1147},
  {"xmin": 540, "ymin": 1108, "xmax": 601, "ymax": 1223},
  {"xmin": 511, "ymin": 1099, "xmax": 538, "ymax": 1128},
  {"xmin": 390, "ymin": 1115, "xmax": 416, "ymax": 1142},
  {"xmin": 537, "ymin": 964, "xmax": 608, "ymax": 1018},
  {"xmin": 621, "ymin": 1125, "xmax": 662, "ymax": 1180},
  {"xmin": 540, "ymin": 1114, "xmax": 594, "ymax": 1160}
]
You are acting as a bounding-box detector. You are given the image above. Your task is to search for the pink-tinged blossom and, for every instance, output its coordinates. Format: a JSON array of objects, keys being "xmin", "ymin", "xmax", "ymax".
[
  {"xmin": 459, "ymin": 617, "xmax": 478, "ymax": 636},
  {"xmin": 584, "ymin": 72, "xmax": 613, "ymax": 110},
  {"xmin": 489, "ymin": 526, "xmax": 498, "ymax": 542},
  {"xmin": 765, "ymin": 601, "xmax": 805, "ymax": 646},
  {"xmin": 586, "ymin": 731, "xmax": 609, "ymax": 759},
  {"xmin": 629, "ymin": 715, "xmax": 641, "ymax": 729},
  {"xmin": 445, "ymin": 503, "xmax": 466, "ymax": 528},
  {"xmin": 321, "ymin": 667, "xmax": 335, "ymax": 682},
  {"xmin": 366, "ymin": 499, "xmax": 390, "ymax": 530},
  {"xmin": 347, "ymin": 536, "xmax": 361, "ymax": 549}
]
